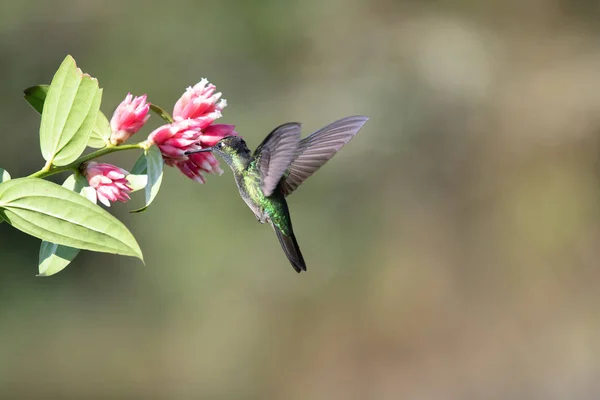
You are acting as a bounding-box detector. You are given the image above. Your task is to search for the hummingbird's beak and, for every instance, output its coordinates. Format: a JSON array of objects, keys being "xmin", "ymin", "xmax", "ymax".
[{"xmin": 185, "ymin": 147, "xmax": 213, "ymax": 155}]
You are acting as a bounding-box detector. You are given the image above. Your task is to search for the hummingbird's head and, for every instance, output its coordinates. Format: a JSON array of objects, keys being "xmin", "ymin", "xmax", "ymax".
[
  {"xmin": 211, "ymin": 136, "xmax": 251, "ymax": 163},
  {"xmin": 185, "ymin": 136, "xmax": 251, "ymax": 167}
]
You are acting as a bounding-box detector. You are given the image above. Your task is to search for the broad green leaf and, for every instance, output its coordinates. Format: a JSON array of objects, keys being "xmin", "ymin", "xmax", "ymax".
[
  {"xmin": 40, "ymin": 55, "xmax": 102, "ymax": 166},
  {"xmin": 130, "ymin": 146, "xmax": 163, "ymax": 213},
  {"xmin": 0, "ymin": 178, "xmax": 143, "ymax": 260},
  {"xmin": 25, "ymin": 84, "xmax": 110, "ymax": 149},
  {"xmin": 23, "ymin": 85, "xmax": 49, "ymax": 113},
  {"xmin": 149, "ymin": 103, "xmax": 173, "ymax": 123},
  {"xmin": 37, "ymin": 173, "xmax": 94, "ymax": 276},
  {"xmin": 88, "ymin": 100, "xmax": 111, "ymax": 148}
]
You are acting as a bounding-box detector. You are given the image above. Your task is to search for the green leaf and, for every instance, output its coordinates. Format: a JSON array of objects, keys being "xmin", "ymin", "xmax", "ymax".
[
  {"xmin": 130, "ymin": 152, "xmax": 148, "ymax": 175},
  {"xmin": 38, "ymin": 241, "xmax": 81, "ymax": 277},
  {"xmin": 127, "ymin": 174, "xmax": 148, "ymax": 193},
  {"xmin": 37, "ymin": 173, "xmax": 94, "ymax": 276},
  {"xmin": 149, "ymin": 103, "xmax": 173, "ymax": 123},
  {"xmin": 39, "ymin": 55, "xmax": 102, "ymax": 166},
  {"xmin": 88, "ymin": 100, "xmax": 111, "ymax": 148},
  {"xmin": 23, "ymin": 85, "xmax": 49, "ymax": 113},
  {"xmin": 0, "ymin": 169, "xmax": 9, "ymax": 222},
  {"xmin": 62, "ymin": 172, "xmax": 97, "ymax": 203},
  {"xmin": 0, "ymin": 168, "xmax": 10, "ymax": 184},
  {"xmin": 0, "ymin": 177, "xmax": 143, "ymax": 260},
  {"xmin": 25, "ymin": 84, "xmax": 110, "ymax": 149},
  {"xmin": 130, "ymin": 146, "xmax": 163, "ymax": 213},
  {"xmin": 127, "ymin": 153, "xmax": 149, "ymax": 192}
]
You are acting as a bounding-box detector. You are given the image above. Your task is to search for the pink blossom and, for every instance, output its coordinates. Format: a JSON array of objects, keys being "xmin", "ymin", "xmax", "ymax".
[
  {"xmin": 167, "ymin": 152, "xmax": 223, "ymax": 184},
  {"xmin": 146, "ymin": 79, "xmax": 235, "ymax": 183},
  {"xmin": 172, "ymin": 79, "xmax": 226, "ymax": 127},
  {"xmin": 147, "ymin": 119, "xmax": 205, "ymax": 159},
  {"xmin": 147, "ymin": 119, "xmax": 236, "ymax": 183},
  {"xmin": 83, "ymin": 162, "xmax": 132, "ymax": 207},
  {"xmin": 110, "ymin": 93, "xmax": 150, "ymax": 145},
  {"xmin": 199, "ymin": 124, "xmax": 237, "ymax": 147}
]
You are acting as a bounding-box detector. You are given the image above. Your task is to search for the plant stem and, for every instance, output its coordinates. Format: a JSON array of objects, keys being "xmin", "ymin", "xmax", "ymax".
[{"xmin": 29, "ymin": 143, "xmax": 144, "ymax": 179}]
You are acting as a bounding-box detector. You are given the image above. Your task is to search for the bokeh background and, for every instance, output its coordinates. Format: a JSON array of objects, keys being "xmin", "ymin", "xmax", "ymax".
[{"xmin": 2, "ymin": 0, "xmax": 600, "ymax": 398}]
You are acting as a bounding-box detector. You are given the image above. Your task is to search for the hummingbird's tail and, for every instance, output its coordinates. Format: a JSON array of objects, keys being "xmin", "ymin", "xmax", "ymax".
[{"xmin": 274, "ymin": 226, "xmax": 306, "ymax": 273}]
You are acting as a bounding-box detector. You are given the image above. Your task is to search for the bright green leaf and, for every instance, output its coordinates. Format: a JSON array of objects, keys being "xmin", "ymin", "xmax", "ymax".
[
  {"xmin": 88, "ymin": 99, "xmax": 111, "ymax": 148},
  {"xmin": 37, "ymin": 173, "xmax": 94, "ymax": 276},
  {"xmin": 149, "ymin": 103, "xmax": 173, "ymax": 123},
  {"xmin": 0, "ymin": 178, "xmax": 143, "ymax": 260},
  {"xmin": 25, "ymin": 84, "xmax": 110, "ymax": 149},
  {"xmin": 23, "ymin": 85, "xmax": 49, "ymax": 114},
  {"xmin": 40, "ymin": 55, "xmax": 102, "ymax": 166},
  {"xmin": 130, "ymin": 146, "xmax": 163, "ymax": 213}
]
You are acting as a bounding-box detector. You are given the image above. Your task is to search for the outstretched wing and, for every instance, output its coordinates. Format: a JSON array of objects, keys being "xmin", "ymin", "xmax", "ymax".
[
  {"xmin": 281, "ymin": 115, "xmax": 369, "ymax": 196},
  {"xmin": 254, "ymin": 122, "xmax": 302, "ymax": 197}
]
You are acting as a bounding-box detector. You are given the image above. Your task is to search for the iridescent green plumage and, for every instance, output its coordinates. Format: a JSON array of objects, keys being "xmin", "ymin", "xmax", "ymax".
[{"xmin": 186, "ymin": 116, "xmax": 369, "ymax": 273}]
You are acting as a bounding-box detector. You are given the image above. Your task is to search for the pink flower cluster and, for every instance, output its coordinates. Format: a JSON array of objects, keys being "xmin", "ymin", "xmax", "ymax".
[
  {"xmin": 81, "ymin": 79, "xmax": 235, "ymax": 206},
  {"xmin": 148, "ymin": 79, "xmax": 237, "ymax": 183}
]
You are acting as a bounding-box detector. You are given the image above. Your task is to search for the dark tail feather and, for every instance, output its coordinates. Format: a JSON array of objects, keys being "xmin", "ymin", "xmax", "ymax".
[{"xmin": 274, "ymin": 226, "xmax": 306, "ymax": 273}]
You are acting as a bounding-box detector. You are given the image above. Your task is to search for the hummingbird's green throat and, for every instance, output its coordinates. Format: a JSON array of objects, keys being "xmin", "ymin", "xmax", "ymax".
[{"xmin": 186, "ymin": 116, "xmax": 369, "ymax": 273}]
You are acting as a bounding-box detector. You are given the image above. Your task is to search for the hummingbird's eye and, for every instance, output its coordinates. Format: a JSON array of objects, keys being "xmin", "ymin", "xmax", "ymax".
[{"xmin": 218, "ymin": 142, "xmax": 225, "ymax": 149}]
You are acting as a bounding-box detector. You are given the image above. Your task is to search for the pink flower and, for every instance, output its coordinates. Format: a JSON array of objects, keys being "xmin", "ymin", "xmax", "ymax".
[
  {"xmin": 110, "ymin": 93, "xmax": 150, "ymax": 145},
  {"xmin": 146, "ymin": 78, "xmax": 236, "ymax": 183},
  {"xmin": 147, "ymin": 119, "xmax": 205, "ymax": 159},
  {"xmin": 83, "ymin": 162, "xmax": 132, "ymax": 207},
  {"xmin": 172, "ymin": 79, "xmax": 226, "ymax": 127},
  {"xmin": 147, "ymin": 119, "xmax": 237, "ymax": 183},
  {"xmin": 167, "ymin": 152, "xmax": 223, "ymax": 184},
  {"xmin": 199, "ymin": 124, "xmax": 237, "ymax": 147}
]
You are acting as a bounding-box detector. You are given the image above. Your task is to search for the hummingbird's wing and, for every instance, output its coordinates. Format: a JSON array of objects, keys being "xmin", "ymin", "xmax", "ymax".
[
  {"xmin": 254, "ymin": 122, "xmax": 302, "ymax": 197},
  {"xmin": 281, "ymin": 115, "xmax": 369, "ymax": 196}
]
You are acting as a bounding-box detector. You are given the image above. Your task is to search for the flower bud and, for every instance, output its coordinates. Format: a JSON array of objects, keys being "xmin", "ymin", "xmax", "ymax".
[
  {"xmin": 110, "ymin": 93, "xmax": 150, "ymax": 145},
  {"xmin": 147, "ymin": 119, "xmax": 204, "ymax": 159},
  {"xmin": 83, "ymin": 162, "xmax": 132, "ymax": 206},
  {"xmin": 172, "ymin": 79, "xmax": 226, "ymax": 128}
]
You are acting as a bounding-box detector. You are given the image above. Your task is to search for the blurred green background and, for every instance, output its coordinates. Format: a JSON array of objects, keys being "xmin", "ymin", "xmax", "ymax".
[{"xmin": 2, "ymin": 0, "xmax": 600, "ymax": 398}]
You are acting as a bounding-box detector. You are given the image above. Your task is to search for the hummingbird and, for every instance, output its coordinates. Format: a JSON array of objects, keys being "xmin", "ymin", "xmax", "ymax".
[{"xmin": 185, "ymin": 115, "xmax": 369, "ymax": 273}]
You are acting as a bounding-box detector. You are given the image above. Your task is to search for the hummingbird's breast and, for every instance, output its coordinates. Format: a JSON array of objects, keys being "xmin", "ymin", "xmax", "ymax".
[
  {"xmin": 232, "ymin": 166, "xmax": 292, "ymax": 235},
  {"xmin": 234, "ymin": 170, "xmax": 268, "ymax": 222}
]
